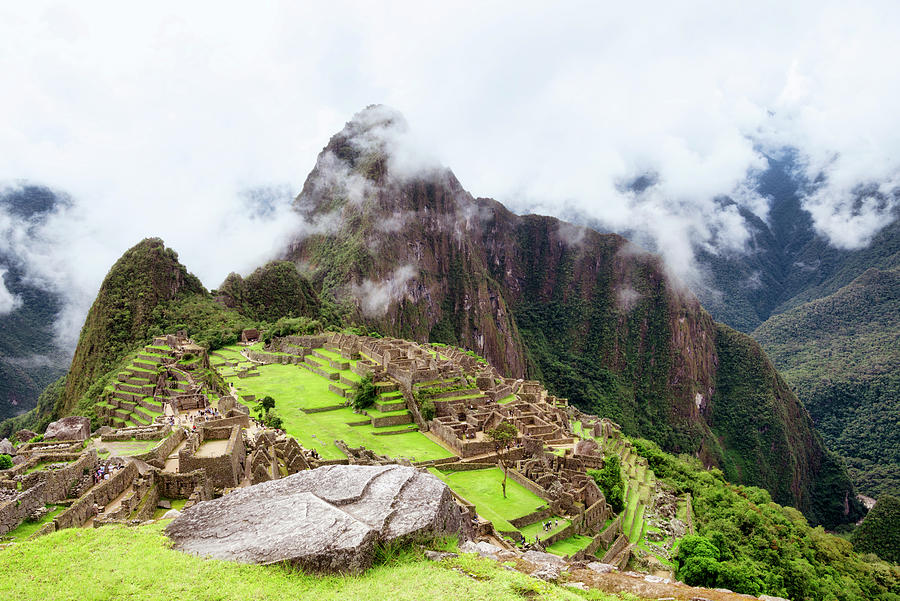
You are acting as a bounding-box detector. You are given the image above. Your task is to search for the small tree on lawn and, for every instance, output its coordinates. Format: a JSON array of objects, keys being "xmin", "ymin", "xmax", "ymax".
[
  {"xmin": 254, "ymin": 395, "xmax": 276, "ymax": 420},
  {"xmin": 351, "ymin": 374, "xmax": 378, "ymax": 412},
  {"xmin": 486, "ymin": 421, "xmax": 518, "ymax": 499}
]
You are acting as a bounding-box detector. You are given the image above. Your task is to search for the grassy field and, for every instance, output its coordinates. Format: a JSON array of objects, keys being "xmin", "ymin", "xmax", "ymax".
[
  {"xmin": 0, "ymin": 524, "xmax": 629, "ymax": 601},
  {"xmin": 428, "ymin": 468, "xmax": 547, "ymax": 532},
  {"xmin": 519, "ymin": 517, "xmax": 570, "ymax": 542},
  {"xmin": 231, "ymin": 362, "xmax": 347, "ymax": 410},
  {"xmin": 546, "ymin": 534, "xmax": 594, "ymax": 557},
  {"xmin": 217, "ymin": 348, "xmax": 454, "ymax": 463}
]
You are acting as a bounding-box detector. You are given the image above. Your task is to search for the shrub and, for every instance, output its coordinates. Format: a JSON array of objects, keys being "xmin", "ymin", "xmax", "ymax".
[
  {"xmin": 420, "ymin": 398, "xmax": 436, "ymax": 421},
  {"xmin": 587, "ymin": 455, "xmax": 625, "ymax": 513},
  {"xmin": 0, "ymin": 454, "xmax": 12, "ymax": 470}
]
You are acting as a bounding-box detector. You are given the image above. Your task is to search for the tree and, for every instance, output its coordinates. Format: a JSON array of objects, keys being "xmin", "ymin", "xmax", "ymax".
[
  {"xmin": 676, "ymin": 535, "xmax": 721, "ymax": 587},
  {"xmin": 587, "ymin": 455, "xmax": 625, "ymax": 513},
  {"xmin": 254, "ymin": 395, "xmax": 276, "ymax": 420},
  {"xmin": 351, "ymin": 374, "xmax": 377, "ymax": 412},
  {"xmin": 0, "ymin": 454, "xmax": 12, "ymax": 470},
  {"xmin": 486, "ymin": 421, "xmax": 518, "ymax": 499}
]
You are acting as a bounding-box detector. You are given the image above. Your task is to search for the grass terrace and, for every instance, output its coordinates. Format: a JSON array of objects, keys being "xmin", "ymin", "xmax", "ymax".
[
  {"xmin": 427, "ymin": 467, "xmax": 547, "ymax": 533},
  {"xmin": 217, "ymin": 347, "xmax": 455, "ymax": 463},
  {"xmin": 546, "ymin": 534, "xmax": 594, "ymax": 557}
]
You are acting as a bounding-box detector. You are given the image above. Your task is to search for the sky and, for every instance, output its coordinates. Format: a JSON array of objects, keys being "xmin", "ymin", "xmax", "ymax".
[{"xmin": 1, "ymin": 1, "xmax": 899, "ymax": 350}]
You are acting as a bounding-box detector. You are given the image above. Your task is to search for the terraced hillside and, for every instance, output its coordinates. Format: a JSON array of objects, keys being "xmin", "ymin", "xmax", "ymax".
[
  {"xmin": 95, "ymin": 344, "xmax": 174, "ymax": 427},
  {"xmin": 210, "ymin": 341, "xmax": 453, "ymax": 462}
]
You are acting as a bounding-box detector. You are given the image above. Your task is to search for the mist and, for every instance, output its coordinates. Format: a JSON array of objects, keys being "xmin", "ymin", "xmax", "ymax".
[{"xmin": 2, "ymin": 1, "xmax": 899, "ymax": 352}]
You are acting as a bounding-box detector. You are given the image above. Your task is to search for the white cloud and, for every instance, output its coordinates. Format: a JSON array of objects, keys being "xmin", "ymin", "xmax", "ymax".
[
  {"xmin": 0, "ymin": 1, "xmax": 897, "ymax": 349},
  {"xmin": 350, "ymin": 264, "xmax": 418, "ymax": 317}
]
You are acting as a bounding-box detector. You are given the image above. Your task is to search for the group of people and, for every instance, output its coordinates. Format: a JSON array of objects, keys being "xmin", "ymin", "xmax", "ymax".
[
  {"xmin": 91, "ymin": 462, "xmax": 123, "ymax": 485},
  {"xmin": 303, "ymin": 448, "xmax": 321, "ymax": 460},
  {"xmin": 541, "ymin": 519, "xmax": 560, "ymax": 531}
]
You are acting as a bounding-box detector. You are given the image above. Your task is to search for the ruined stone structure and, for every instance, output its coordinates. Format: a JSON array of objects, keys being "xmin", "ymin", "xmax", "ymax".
[{"xmin": 179, "ymin": 424, "xmax": 246, "ymax": 490}]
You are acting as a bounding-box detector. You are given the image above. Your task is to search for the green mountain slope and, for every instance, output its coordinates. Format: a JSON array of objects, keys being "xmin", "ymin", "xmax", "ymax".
[
  {"xmin": 284, "ymin": 106, "xmax": 860, "ymax": 526},
  {"xmin": 0, "ymin": 186, "xmax": 68, "ymax": 420},
  {"xmin": 753, "ymin": 267, "xmax": 900, "ymax": 498}
]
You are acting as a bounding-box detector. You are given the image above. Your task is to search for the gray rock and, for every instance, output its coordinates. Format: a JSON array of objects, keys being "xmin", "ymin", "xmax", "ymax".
[
  {"xmin": 459, "ymin": 540, "xmax": 504, "ymax": 558},
  {"xmin": 759, "ymin": 596, "xmax": 791, "ymax": 601},
  {"xmin": 165, "ymin": 464, "xmax": 466, "ymax": 574},
  {"xmin": 14, "ymin": 429, "xmax": 37, "ymax": 444},
  {"xmin": 0, "ymin": 438, "xmax": 13, "ymax": 455},
  {"xmin": 522, "ymin": 550, "xmax": 566, "ymax": 566},
  {"xmin": 44, "ymin": 416, "xmax": 91, "ymax": 441},
  {"xmin": 586, "ymin": 561, "xmax": 615, "ymax": 574},
  {"xmin": 532, "ymin": 563, "xmax": 561, "ymax": 581},
  {"xmin": 162, "ymin": 509, "xmax": 182, "ymax": 520},
  {"xmin": 645, "ymin": 574, "xmax": 670, "ymax": 583},
  {"xmin": 424, "ymin": 550, "xmax": 458, "ymax": 561},
  {"xmin": 565, "ymin": 582, "xmax": 589, "ymax": 591},
  {"xmin": 157, "ymin": 499, "xmax": 172, "ymax": 509}
]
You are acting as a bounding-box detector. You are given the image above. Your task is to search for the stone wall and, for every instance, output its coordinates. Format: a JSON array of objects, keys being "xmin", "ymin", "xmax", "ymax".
[
  {"xmin": 507, "ymin": 468, "xmax": 552, "ymax": 503},
  {"xmin": 19, "ymin": 451, "xmax": 97, "ymax": 502},
  {"xmin": 179, "ymin": 425, "xmax": 245, "ymax": 490},
  {"xmin": 53, "ymin": 461, "xmax": 139, "ymax": 531},
  {"xmin": 132, "ymin": 428, "xmax": 186, "ymax": 467},
  {"xmin": 600, "ymin": 533, "xmax": 630, "ymax": 565},
  {"xmin": 157, "ymin": 469, "xmax": 212, "ymax": 503},
  {"xmin": 102, "ymin": 425, "xmax": 170, "ymax": 441},
  {"xmin": 0, "ymin": 482, "xmax": 47, "ymax": 535}
]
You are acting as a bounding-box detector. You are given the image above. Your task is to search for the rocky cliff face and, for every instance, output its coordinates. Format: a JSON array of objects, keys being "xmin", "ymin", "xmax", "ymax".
[{"xmin": 284, "ymin": 106, "xmax": 859, "ymax": 526}]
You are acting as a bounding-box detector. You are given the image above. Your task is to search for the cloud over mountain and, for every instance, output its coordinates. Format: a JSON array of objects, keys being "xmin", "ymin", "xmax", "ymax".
[{"xmin": 1, "ymin": 1, "xmax": 898, "ymax": 349}]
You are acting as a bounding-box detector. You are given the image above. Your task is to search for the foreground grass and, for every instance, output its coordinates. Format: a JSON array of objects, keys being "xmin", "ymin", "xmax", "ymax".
[{"xmin": 0, "ymin": 523, "xmax": 631, "ymax": 601}]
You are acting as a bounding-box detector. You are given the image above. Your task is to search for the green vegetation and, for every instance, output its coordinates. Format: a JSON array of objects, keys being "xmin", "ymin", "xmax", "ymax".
[
  {"xmin": 226, "ymin": 353, "xmax": 452, "ymax": 462},
  {"xmin": 851, "ymin": 495, "xmax": 900, "ymax": 564},
  {"xmin": 2, "ymin": 505, "xmax": 64, "ymax": 541},
  {"xmin": 546, "ymin": 535, "xmax": 593, "ymax": 557},
  {"xmin": 254, "ymin": 396, "xmax": 283, "ymax": 429},
  {"xmin": 352, "ymin": 374, "xmax": 378, "ymax": 411},
  {"xmin": 60, "ymin": 238, "xmax": 206, "ymax": 414},
  {"xmin": 588, "ymin": 456, "xmax": 624, "ymax": 513},
  {"xmin": 630, "ymin": 436, "xmax": 900, "ymax": 600},
  {"xmin": 485, "ymin": 421, "xmax": 518, "ymax": 498},
  {"xmin": 428, "ymin": 468, "xmax": 546, "ymax": 533},
  {"xmin": 0, "ymin": 453, "xmax": 12, "ymax": 469},
  {"xmin": 754, "ymin": 267, "xmax": 900, "ymax": 498},
  {"xmin": 0, "ymin": 523, "xmax": 627, "ymax": 601},
  {"xmin": 709, "ymin": 323, "xmax": 861, "ymax": 527},
  {"xmin": 219, "ymin": 261, "xmax": 320, "ymax": 323}
]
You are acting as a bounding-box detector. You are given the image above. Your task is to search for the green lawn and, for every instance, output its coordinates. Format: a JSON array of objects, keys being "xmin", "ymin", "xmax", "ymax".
[
  {"xmin": 219, "ymin": 350, "xmax": 454, "ymax": 463},
  {"xmin": 0, "ymin": 523, "xmax": 619, "ymax": 601},
  {"xmin": 519, "ymin": 517, "xmax": 570, "ymax": 542},
  {"xmin": 546, "ymin": 534, "xmax": 593, "ymax": 557},
  {"xmin": 428, "ymin": 468, "xmax": 547, "ymax": 532},
  {"xmin": 231, "ymin": 362, "xmax": 346, "ymax": 410}
]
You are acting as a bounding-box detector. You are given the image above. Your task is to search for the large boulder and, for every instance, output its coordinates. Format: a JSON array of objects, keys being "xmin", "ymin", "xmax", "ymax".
[
  {"xmin": 0, "ymin": 438, "xmax": 13, "ymax": 455},
  {"xmin": 14, "ymin": 429, "xmax": 37, "ymax": 444},
  {"xmin": 165, "ymin": 464, "xmax": 468, "ymax": 573},
  {"xmin": 44, "ymin": 416, "xmax": 91, "ymax": 441}
]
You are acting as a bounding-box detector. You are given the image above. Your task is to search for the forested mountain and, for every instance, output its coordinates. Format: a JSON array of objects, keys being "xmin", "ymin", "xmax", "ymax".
[
  {"xmin": 753, "ymin": 267, "xmax": 900, "ymax": 498},
  {"xmin": 283, "ymin": 106, "xmax": 859, "ymax": 526},
  {"xmin": 0, "ymin": 186, "xmax": 68, "ymax": 421}
]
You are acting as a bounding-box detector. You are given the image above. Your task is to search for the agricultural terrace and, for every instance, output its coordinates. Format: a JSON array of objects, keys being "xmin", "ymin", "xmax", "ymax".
[{"xmin": 211, "ymin": 345, "xmax": 454, "ymax": 462}]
